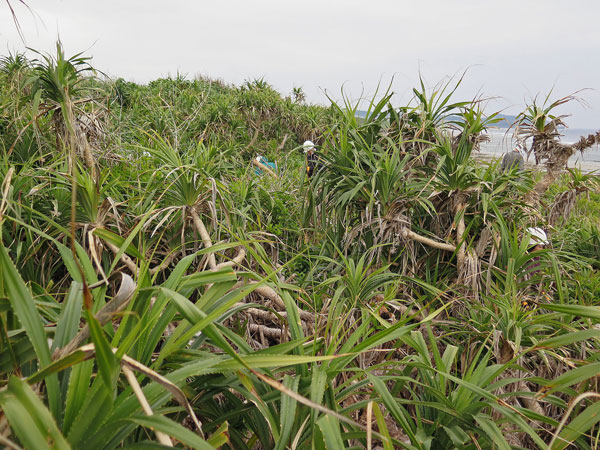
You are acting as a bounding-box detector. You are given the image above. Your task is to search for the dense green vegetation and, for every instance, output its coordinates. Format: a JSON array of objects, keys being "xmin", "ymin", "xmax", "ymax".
[{"xmin": 1, "ymin": 44, "xmax": 600, "ymax": 449}]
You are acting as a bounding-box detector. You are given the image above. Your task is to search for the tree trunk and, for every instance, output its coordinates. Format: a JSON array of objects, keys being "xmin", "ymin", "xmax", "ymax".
[
  {"xmin": 530, "ymin": 143, "xmax": 574, "ymax": 200},
  {"xmin": 528, "ymin": 131, "xmax": 600, "ymax": 202},
  {"xmin": 455, "ymin": 192, "xmax": 467, "ymax": 276},
  {"xmin": 77, "ymin": 127, "xmax": 98, "ymax": 182}
]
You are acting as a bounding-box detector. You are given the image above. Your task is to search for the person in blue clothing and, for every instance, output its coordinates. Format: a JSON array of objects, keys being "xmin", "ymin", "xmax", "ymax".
[{"xmin": 254, "ymin": 155, "xmax": 277, "ymax": 175}]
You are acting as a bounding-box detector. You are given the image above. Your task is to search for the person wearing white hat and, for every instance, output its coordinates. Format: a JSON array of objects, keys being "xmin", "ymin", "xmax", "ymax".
[
  {"xmin": 522, "ymin": 227, "xmax": 549, "ymax": 308},
  {"xmin": 527, "ymin": 227, "xmax": 549, "ymax": 252},
  {"xmin": 521, "ymin": 227, "xmax": 550, "ymax": 309},
  {"xmin": 501, "ymin": 142, "xmax": 525, "ymax": 173},
  {"xmin": 303, "ymin": 140, "xmax": 315, "ymax": 153},
  {"xmin": 303, "ymin": 140, "xmax": 319, "ymax": 178}
]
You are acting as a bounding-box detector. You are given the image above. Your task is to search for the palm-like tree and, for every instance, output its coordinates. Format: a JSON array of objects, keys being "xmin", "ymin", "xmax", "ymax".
[
  {"xmin": 137, "ymin": 132, "xmax": 236, "ymax": 270},
  {"xmin": 27, "ymin": 41, "xmax": 97, "ymax": 177},
  {"xmin": 515, "ymin": 91, "xmax": 600, "ymax": 198},
  {"xmin": 0, "ymin": 51, "xmax": 29, "ymax": 80}
]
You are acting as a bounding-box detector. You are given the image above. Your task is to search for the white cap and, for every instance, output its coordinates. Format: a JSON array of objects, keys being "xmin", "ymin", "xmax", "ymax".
[
  {"xmin": 303, "ymin": 140, "xmax": 315, "ymax": 153},
  {"xmin": 527, "ymin": 227, "xmax": 549, "ymax": 246}
]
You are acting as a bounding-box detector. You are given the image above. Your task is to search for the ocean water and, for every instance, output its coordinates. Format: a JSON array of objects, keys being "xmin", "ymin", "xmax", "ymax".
[{"xmin": 479, "ymin": 128, "xmax": 600, "ymax": 172}]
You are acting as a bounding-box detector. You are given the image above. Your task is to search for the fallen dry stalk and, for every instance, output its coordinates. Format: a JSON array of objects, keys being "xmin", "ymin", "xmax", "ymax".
[
  {"xmin": 57, "ymin": 343, "xmax": 204, "ymax": 438},
  {"xmin": 246, "ymin": 365, "xmax": 390, "ymax": 443},
  {"xmin": 122, "ymin": 364, "xmax": 173, "ymax": 447},
  {"xmin": 386, "ymin": 302, "xmax": 422, "ymax": 321},
  {"xmin": 121, "ymin": 354, "xmax": 203, "ymax": 436},
  {"xmin": 0, "ymin": 435, "xmax": 20, "ymax": 450},
  {"xmin": 0, "ymin": 167, "xmax": 14, "ymax": 222},
  {"xmin": 366, "ymin": 401, "xmax": 373, "ymax": 450},
  {"xmin": 548, "ymin": 392, "xmax": 600, "ymax": 449}
]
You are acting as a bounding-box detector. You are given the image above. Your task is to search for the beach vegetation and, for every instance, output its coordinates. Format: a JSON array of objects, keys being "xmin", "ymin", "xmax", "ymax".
[{"xmin": 1, "ymin": 45, "xmax": 600, "ymax": 449}]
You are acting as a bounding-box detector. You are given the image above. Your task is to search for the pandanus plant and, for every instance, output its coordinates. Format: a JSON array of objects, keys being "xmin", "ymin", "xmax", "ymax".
[
  {"xmin": 514, "ymin": 90, "xmax": 600, "ymax": 198},
  {"xmin": 0, "ymin": 51, "xmax": 29, "ymax": 83},
  {"xmin": 2, "ymin": 41, "xmax": 600, "ymax": 447},
  {"xmin": 393, "ymin": 74, "xmax": 471, "ymax": 159},
  {"xmin": 428, "ymin": 104, "xmax": 500, "ymax": 286},
  {"xmin": 136, "ymin": 131, "xmax": 233, "ymax": 270},
  {"xmin": 13, "ymin": 41, "xmax": 99, "ymax": 179}
]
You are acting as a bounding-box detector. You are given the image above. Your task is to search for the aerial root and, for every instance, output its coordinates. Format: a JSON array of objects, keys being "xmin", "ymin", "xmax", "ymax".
[
  {"xmin": 240, "ymin": 304, "xmax": 315, "ymax": 322},
  {"xmin": 400, "ymin": 227, "xmax": 456, "ymax": 252},
  {"xmin": 244, "ymin": 281, "xmax": 287, "ymax": 310},
  {"xmin": 215, "ymin": 246, "xmax": 246, "ymax": 269},
  {"xmin": 248, "ymin": 323, "xmax": 287, "ymax": 340},
  {"xmin": 189, "ymin": 206, "xmax": 217, "ymax": 270},
  {"xmin": 105, "ymin": 240, "xmax": 139, "ymax": 276}
]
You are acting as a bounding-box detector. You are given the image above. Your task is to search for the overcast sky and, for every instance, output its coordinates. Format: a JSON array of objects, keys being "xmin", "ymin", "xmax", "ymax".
[{"xmin": 1, "ymin": 0, "xmax": 599, "ymax": 128}]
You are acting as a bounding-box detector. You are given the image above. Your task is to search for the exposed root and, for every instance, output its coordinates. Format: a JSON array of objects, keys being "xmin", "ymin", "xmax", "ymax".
[
  {"xmin": 241, "ymin": 305, "xmax": 315, "ymax": 322},
  {"xmin": 246, "ymin": 281, "xmax": 286, "ymax": 310}
]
